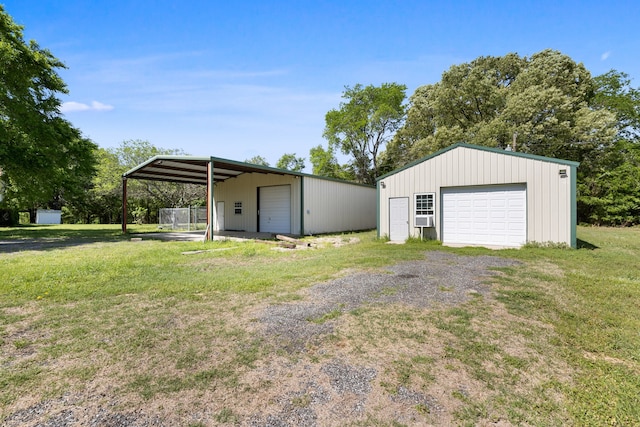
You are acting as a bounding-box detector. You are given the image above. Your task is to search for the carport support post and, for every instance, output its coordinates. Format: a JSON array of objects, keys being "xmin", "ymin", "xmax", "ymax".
[
  {"xmin": 121, "ymin": 177, "xmax": 128, "ymax": 234},
  {"xmin": 206, "ymin": 158, "xmax": 215, "ymax": 241},
  {"xmin": 299, "ymin": 176, "xmax": 304, "ymax": 235}
]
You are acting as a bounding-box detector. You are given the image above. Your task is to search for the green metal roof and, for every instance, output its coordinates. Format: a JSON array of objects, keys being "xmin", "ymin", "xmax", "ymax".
[
  {"xmin": 122, "ymin": 155, "xmax": 298, "ymax": 185},
  {"xmin": 123, "ymin": 155, "xmax": 374, "ymax": 188}
]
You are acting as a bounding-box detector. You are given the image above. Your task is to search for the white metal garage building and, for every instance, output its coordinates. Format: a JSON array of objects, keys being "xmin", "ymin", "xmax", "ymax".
[
  {"xmin": 377, "ymin": 143, "xmax": 579, "ymax": 248},
  {"xmin": 122, "ymin": 156, "xmax": 376, "ymax": 239}
]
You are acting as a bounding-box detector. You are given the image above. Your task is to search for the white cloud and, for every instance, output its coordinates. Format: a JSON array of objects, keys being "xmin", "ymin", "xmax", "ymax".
[
  {"xmin": 601, "ymin": 51, "xmax": 611, "ymax": 61},
  {"xmin": 61, "ymin": 100, "xmax": 114, "ymax": 113}
]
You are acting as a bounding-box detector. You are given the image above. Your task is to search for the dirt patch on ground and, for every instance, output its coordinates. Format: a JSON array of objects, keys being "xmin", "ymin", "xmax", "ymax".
[{"xmin": 3, "ymin": 251, "xmax": 572, "ymax": 426}]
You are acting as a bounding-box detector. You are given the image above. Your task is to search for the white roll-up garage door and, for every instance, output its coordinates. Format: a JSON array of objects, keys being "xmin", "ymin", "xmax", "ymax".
[
  {"xmin": 442, "ymin": 184, "xmax": 526, "ymax": 248},
  {"xmin": 259, "ymin": 185, "xmax": 291, "ymax": 233}
]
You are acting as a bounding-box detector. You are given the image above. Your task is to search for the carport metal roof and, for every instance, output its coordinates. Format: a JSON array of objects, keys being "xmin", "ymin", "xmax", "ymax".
[{"xmin": 123, "ymin": 155, "xmax": 299, "ymax": 185}]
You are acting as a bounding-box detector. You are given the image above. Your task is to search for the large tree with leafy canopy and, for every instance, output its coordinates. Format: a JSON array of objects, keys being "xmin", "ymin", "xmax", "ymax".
[
  {"xmin": 64, "ymin": 140, "xmax": 205, "ymax": 224},
  {"xmin": 592, "ymin": 70, "xmax": 640, "ymax": 140},
  {"xmin": 103, "ymin": 140, "xmax": 204, "ymax": 224},
  {"xmin": 385, "ymin": 50, "xmax": 615, "ymax": 168},
  {"xmin": 1, "ymin": 119, "xmax": 96, "ymax": 216},
  {"xmin": 578, "ymin": 71, "xmax": 640, "ymax": 225},
  {"xmin": 0, "ymin": 5, "xmax": 97, "ymax": 218},
  {"xmin": 324, "ymin": 83, "xmax": 407, "ymax": 184}
]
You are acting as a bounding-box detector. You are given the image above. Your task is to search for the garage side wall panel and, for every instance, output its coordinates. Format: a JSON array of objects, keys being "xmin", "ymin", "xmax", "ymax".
[
  {"xmin": 521, "ymin": 158, "xmax": 571, "ymax": 245},
  {"xmin": 545, "ymin": 162, "xmax": 572, "ymax": 245},
  {"xmin": 380, "ymin": 156, "xmax": 440, "ymax": 239},
  {"xmin": 215, "ymin": 174, "xmax": 300, "ymax": 233},
  {"xmin": 303, "ymin": 178, "xmax": 376, "ymax": 234},
  {"xmin": 381, "ymin": 166, "xmax": 408, "ymax": 238},
  {"xmin": 543, "ymin": 162, "xmax": 556, "ymax": 242},
  {"xmin": 558, "ymin": 167, "xmax": 570, "ymax": 244}
]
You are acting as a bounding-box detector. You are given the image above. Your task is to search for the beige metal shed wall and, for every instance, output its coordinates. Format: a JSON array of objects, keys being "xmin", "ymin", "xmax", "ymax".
[
  {"xmin": 303, "ymin": 178, "xmax": 376, "ymax": 235},
  {"xmin": 378, "ymin": 146, "xmax": 573, "ymax": 245},
  {"xmin": 214, "ymin": 173, "xmax": 300, "ymax": 233}
]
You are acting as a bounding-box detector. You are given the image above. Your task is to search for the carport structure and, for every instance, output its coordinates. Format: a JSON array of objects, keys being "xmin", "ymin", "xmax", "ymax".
[
  {"xmin": 122, "ymin": 156, "xmax": 292, "ymax": 240},
  {"xmin": 122, "ymin": 155, "xmax": 377, "ymax": 240}
]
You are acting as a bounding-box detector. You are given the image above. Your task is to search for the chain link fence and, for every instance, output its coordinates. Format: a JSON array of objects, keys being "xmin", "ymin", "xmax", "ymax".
[{"xmin": 158, "ymin": 206, "xmax": 207, "ymax": 230}]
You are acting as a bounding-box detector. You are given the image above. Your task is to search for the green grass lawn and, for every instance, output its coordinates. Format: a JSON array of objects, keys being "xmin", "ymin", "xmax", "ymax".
[{"xmin": 0, "ymin": 225, "xmax": 639, "ymax": 425}]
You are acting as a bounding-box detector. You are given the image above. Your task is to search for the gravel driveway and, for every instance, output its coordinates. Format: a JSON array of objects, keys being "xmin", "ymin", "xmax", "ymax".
[
  {"xmin": 4, "ymin": 250, "xmax": 520, "ymax": 427},
  {"xmin": 259, "ymin": 251, "xmax": 518, "ymax": 353},
  {"xmin": 246, "ymin": 251, "xmax": 519, "ymax": 426}
]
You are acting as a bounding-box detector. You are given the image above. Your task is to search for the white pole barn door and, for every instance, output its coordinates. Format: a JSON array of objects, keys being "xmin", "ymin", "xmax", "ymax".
[
  {"xmin": 441, "ymin": 184, "xmax": 526, "ymax": 248},
  {"xmin": 259, "ymin": 185, "xmax": 291, "ymax": 234},
  {"xmin": 389, "ymin": 197, "xmax": 409, "ymax": 242},
  {"xmin": 215, "ymin": 201, "xmax": 225, "ymax": 231}
]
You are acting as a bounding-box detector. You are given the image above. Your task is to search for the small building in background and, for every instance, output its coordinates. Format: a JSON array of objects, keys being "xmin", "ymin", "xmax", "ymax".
[{"xmin": 36, "ymin": 209, "xmax": 62, "ymax": 225}]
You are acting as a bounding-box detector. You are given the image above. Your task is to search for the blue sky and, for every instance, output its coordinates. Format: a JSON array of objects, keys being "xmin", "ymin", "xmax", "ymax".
[{"xmin": 3, "ymin": 0, "xmax": 638, "ymax": 170}]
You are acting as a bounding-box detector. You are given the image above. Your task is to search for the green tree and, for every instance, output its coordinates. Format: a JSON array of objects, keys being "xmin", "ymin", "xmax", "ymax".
[
  {"xmin": 74, "ymin": 148, "xmax": 124, "ymax": 223},
  {"xmin": 577, "ymin": 70, "xmax": 640, "ymax": 225},
  {"xmin": 76, "ymin": 140, "xmax": 204, "ymax": 224},
  {"xmin": 276, "ymin": 153, "xmax": 305, "ymax": 172},
  {"xmin": 245, "ymin": 155, "xmax": 270, "ymax": 166},
  {"xmin": 504, "ymin": 50, "xmax": 615, "ymax": 161},
  {"xmin": 309, "ymin": 144, "xmax": 353, "ymax": 180},
  {"xmin": 387, "ymin": 50, "xmax": 616, "ymax": 167},
  {"xmin": 578, "ymin": 139, "xmax": 640, "ymax": 225},
  {"xmin": 116, "ymin": 140, "xmax": 204, "ymax": 224},
  {"xmin": 592, "ymin": 70, "xmax": 640, "ymax": 140},
  {"xmin": 1, "ymin": 118, "xmax": 97, "ymax": 221},
  {"xmin": 385, "ymin": 54, "xmax": 523, "ymax": 166},
  {"xmin": 112, "ymin": 139, "xmax": 180, "ymax": 168},
  {"xmin": 324, "ymin": 83, "xmax": 407, "ymax": 184},
  {"xmin": 380, "ymin": 85, "xmax": 437, "ymax": 172},
  {"xmin": 0, "ymin": 6, "xmax": 97, "ymax": 218}
]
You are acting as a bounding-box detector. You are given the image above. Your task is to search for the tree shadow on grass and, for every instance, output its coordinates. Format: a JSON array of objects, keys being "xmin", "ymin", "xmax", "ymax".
[
  {"xmin": 0, "ymin": 225, "xmax": 129, "ymax": 254},
  {"xmin": 0, "ymin": 236, "xmax": 124, "ymax": 254}
]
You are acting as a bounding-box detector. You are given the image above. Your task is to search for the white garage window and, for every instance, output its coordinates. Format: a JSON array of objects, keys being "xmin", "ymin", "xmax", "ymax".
[
  {"xmin": 415, "ymin": 193, "xmax": 435, "ymax": 228},
  {"xmin": 415, "ymin": 193, "xmax": 435, "ymax": 216},
  {"xmin": 234, "ymin": 201, "xmax": 243, "ymax": 215}
]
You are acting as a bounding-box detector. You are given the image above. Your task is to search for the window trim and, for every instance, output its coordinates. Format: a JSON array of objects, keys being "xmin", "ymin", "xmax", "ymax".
[
  {"xmin": 234, "ymin": 201, "xmax": 243, "ymax": 215},
  {"xmin": 414, "ymin": 192, "xmax": 435, "ymax": 217}
]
